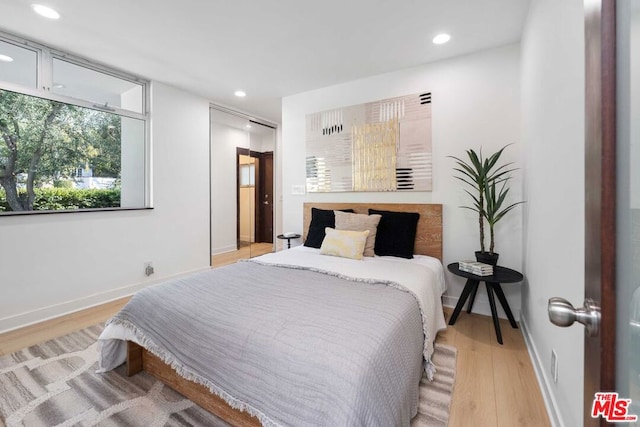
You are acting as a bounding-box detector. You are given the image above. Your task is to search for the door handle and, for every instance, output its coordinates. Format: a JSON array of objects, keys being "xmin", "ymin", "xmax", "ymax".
[{"xmin": 548, "ymin": 297, "xmax": 600, "ymax": 337}]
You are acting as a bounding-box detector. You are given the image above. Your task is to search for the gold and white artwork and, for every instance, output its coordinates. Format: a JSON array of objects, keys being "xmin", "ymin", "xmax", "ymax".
[{"xmin": 305, "ymin": 92, "xmax": 432, "ymax": 192}]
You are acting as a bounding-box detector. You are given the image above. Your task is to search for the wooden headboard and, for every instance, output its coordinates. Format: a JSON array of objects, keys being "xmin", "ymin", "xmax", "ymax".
[{"xmin": 302, "ymin": 203, "xmax": 443, "ymax": 261}]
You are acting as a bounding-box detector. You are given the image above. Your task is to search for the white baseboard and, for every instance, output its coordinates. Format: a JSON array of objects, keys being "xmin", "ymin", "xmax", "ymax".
[
  {"xmin": 520, "ymin": 314, "xmax": 563, "ymax": 427},
  {"xmin": 442, "ymin": 294, "xmax": 521, "ymax": 321},
  {"xmin": 0, "ymin": 267, "xmax": 211, "ymax": 334},
  {"xmin": 211, "ymin": 244, "xmax": 238, "ymax": 256}
]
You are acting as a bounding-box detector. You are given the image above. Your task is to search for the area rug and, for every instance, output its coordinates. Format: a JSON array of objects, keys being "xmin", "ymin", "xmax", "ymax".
[{"xmin": 0, "ymin": 325, "xmax": 456, "ymax": 427}]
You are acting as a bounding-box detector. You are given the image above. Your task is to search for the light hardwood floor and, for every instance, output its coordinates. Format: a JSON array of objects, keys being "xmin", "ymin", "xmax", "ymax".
[
  {"xmin": 440, "ymin": 307, "xmax": 550, "ymax": 426},
  {"xmin": 0, "ymin": 302, "xmax": 550, "ymax": 426},
  {"xmin": 0, "ymin": 297, "xmax": 131, "ymax": 356},
  {"xmin": 211, "ymin": 242, "xmax": 274, "ymax": 268}
]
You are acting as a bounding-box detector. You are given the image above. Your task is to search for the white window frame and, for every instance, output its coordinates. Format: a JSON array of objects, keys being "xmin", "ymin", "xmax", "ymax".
[{"xmin": 0, "ymin": 30, "xmax": 151, "ymax": 212}]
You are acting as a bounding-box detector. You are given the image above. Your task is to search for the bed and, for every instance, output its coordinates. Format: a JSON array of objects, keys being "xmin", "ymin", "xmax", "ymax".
[{"xmin": 98, "ymin": 203, "xmax": 446, "ymax": 426}]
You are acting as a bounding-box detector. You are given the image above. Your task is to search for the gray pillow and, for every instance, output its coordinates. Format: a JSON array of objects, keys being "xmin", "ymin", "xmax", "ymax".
[{"xmin": 334, "ymin": 211, "xmax": 381, "ymax": 257}]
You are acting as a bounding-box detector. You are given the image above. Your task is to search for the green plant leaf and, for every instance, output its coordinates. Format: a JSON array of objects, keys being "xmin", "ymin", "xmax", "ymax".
[
  {"xmin": 451, "ymin": 159, "xmax": 480, "ymax": 181},
  {"xmin": 467, "ymin": 149, "xmax": 483, "ymax": 171},
  {"xmin": 460, "ymin": 206, "xmax": 481, "ymax": 213},
  {"xmin": 483, "ymin": 178, "xmax": 524, "ymax": 226},
  {"xmin": 463, "ymin": 189, "xmax": 480, "ymax": 205},
  {"xmin": 492, "ymin": 202, "xmax": 525, "ymax": 223},
  {"xmin": 452, "ymin": 167, "xmax": 479, "ymax": 183}
]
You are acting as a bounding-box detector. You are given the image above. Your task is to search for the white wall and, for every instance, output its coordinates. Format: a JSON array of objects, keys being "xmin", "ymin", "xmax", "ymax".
[
  {"xmin": 0, "ymin": 82, "xmax": 211, "ymax": 333},
  {"xmin": 251, "ymin": 131, "xmax": 276, "ymax": 154},
  {"xmin": 520, "ymin": 0, "xmax": 585, "ymax": 425},
  {"xmin": 282, "ymin": 44, "xmax": 523, "ymax": 318}
]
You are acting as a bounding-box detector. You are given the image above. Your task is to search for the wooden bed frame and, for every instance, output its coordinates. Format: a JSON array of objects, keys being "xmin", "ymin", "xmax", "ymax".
[{"xmin": 127, "ymin": 202, "xmax": 443, "ymax": 426}]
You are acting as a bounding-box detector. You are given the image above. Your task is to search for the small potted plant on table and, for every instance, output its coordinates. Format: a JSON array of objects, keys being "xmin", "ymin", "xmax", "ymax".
[{"xmin": 450, "ymin": 145, "xmax": 524, "ymax": 266}]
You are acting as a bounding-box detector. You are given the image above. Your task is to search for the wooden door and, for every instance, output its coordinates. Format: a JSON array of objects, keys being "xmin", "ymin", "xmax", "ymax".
[{"xmin": 258, "ymin": 152, "xmax": 274, "ymax": 243}]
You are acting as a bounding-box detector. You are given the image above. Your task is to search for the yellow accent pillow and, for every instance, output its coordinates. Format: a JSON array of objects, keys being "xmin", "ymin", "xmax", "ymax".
[{"xmin": 320, "ymin": 228, "xmax": 370, "ymax": 260}]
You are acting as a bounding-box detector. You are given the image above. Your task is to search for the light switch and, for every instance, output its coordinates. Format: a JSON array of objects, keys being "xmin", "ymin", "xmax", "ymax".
[{"xmin": 291, "ymin": 185, "xmax": 306, "ymax": 195}]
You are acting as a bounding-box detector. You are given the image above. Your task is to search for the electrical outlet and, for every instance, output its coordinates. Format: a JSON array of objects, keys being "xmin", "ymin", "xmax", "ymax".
[
  {"xmin": 551, "ymin": 349, "xmax": 558, "ymax": 383},
  {"xmin": 144, "ymin": 262, "xmax": 154, "ymax": 276}
]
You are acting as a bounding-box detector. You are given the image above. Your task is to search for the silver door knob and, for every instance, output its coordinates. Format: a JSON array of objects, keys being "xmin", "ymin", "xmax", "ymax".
[{"xmin": 548, "ymin": 297, "xmax": 600, "ymax": 337}]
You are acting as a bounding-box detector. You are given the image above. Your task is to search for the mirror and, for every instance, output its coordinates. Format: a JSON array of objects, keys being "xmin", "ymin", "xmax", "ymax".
[
  {"xmin": 627, "ymin": 0, "xmax": 640, "ymax": 417},
  {"xmin": 210, "ymin": 108, "xmax": 276, "ymax": 267},
  {"xmin": 617, "ymin": 0, "xmax": 640, "ymax": 417}
]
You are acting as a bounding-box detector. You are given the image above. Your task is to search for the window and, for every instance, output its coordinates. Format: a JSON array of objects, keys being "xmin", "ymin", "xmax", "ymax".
[
  {"xmin": 0, "ymin": 32, "xmax": 149, "ymax": 214},
  {"xmin": 0, "ymin": 39, "xmax": 37, "ymax": 88},
  {"xmin": 52, "ymin": 59, "xmax": 144, "ymax": 114},
  {"xmin": 240, "ymin": 164, "xmax": 255, "ymax": 187}
]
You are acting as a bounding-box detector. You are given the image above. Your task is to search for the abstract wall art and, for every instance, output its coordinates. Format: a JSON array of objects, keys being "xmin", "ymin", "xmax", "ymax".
[{"xmin": 305, "ymin": 92, "xmax": 432, "ymax": 192}]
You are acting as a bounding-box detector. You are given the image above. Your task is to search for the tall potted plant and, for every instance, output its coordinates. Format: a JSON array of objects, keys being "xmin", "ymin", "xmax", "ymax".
[
  {"xmin": 449, "ymin": 145, "xmax": 522, "ymax": 265},
  {"xmin": 483, "ymin": 176, "xmax": 525, "ymax": 257}
]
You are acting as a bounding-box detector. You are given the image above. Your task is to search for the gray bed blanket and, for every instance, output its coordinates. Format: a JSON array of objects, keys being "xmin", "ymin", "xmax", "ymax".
[{"xmin": 102, "ymin": 262, "xmax": 425, "ymax": 426}]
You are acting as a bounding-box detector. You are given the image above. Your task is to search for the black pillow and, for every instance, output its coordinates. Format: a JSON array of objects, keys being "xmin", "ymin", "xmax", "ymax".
[
  {"xmin": 369, "ymin": 209, "xmax": 420, "ymax": 259},
  {"xmin": 304, "ymin": 208, "xmax": 354, "ymax": 248}
]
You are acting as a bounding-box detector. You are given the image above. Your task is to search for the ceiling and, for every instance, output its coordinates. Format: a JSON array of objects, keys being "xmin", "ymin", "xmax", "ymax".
[
  {"xmin": 0, "ymin": 0, "xmax": 531, "ymax": 123},
  {"xmin": 211, "ymin": 107, "xmax": 276, "ymax": 138}
]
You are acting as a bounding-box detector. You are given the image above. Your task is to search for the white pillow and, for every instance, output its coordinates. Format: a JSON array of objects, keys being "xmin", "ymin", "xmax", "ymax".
[{"xmin": 319, "ymin": 228, "xmax": 370, "ymax": 260}]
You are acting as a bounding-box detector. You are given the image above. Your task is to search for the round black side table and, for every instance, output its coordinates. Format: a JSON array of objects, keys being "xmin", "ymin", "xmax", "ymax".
[
  {"xmin": 277, "ymin": 234, "xmax": 301, "ymax": 249},
  {"xmin": 447, "ymin": 262, "xmax": 524, "ymax": 345}
]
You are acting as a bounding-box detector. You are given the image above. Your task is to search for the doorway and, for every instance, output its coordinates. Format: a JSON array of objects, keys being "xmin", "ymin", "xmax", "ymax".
[
  {"xmin": 210, "ymin": 107, "xmax": 277, "ymax": 267},
  {"xmin": 236, "ymin": 148, "xmax": 274, "ymax": 248}
]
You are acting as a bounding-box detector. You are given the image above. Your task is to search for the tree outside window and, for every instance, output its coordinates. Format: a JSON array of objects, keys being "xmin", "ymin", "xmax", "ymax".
[{"xmin": 0, "ymin": 89, "xmax": 125, "ymax": 212}]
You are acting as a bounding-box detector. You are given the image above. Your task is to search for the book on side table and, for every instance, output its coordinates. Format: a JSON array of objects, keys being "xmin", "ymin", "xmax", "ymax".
[{"xmin": 458, "ymin": 260, "xmax": 494, "ymax": 276}]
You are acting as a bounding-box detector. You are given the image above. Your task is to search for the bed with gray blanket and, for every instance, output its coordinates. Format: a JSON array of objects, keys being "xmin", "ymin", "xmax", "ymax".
[{"xmin": 98, "ymin": 247, "xmax": 446, "ymax": 426}]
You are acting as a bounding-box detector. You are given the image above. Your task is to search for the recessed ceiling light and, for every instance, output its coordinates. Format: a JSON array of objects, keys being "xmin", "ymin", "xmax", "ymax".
[
  {"xmin": 0, "ymin": 54, "xmax": 14, "ymax": 62},
  {"xmin": 245, "ymin": 124, "xmax": 252, "ymax": 129},
  {"xmin": 432, "ymin": 33, "xmax": 451, "ymax": 45},
  {"xmin": 234, "ymin": 90, "xmax": 246, "ymax": 97},
  {"xmin": 53, "ymin": 83, "xmax": 65, "ymax": 89},
  {"xmin": 32, "ymin": 4, "xmax": 60, "ymax": 20}
]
